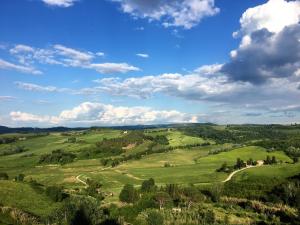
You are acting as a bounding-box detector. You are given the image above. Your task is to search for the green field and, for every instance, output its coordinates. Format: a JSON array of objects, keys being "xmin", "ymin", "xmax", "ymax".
[{"xmin": 0, "ymin": 125, "xmax": 300, "ymax": 224}]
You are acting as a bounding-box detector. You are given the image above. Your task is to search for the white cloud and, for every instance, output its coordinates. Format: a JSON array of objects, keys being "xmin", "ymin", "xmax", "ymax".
[
  {"xmin": 89, "ymin": 63, "xmax": 140, "ymax": 74},
  {"xmin": 96, "ymin": 52, "xmax": 105, "ymax": 57},
  {"xmin": 15, "ymin": 82, "xmax": 58, "ymax": 92},
  {"xmin": 10, "ymin": 102, "xmax": 198, "ymax": 125},
  {"xmin": 10, "ymin": 111, "xmax": 51, "ymax": 123},
  {"xmin": 224, "ymin": 0, "xmax": 300, "ymax": 84},
  {"xmin": 0, "ymin": 58, "xmax": 42, "ymax": 75},
  {"xmin": 136, "ymin": 53, "xmax": 149, "ymax": 58},
  {"xmin": 42, "ymin": 0, "xmax": 77, "ymax": 7},
  {"xmin": 194, "ymin": 63, "xmax": 223, "ymax": 75},
  {"xmin": 15, "ymin": 81, "xmax": 73, "ymax": 94},
  {"xmin": 6, "ymin": 44, "xmax": 139, "ymax": 75},
  {"xmin": 54, "ymin": 44, "xmax": 94, "ymax": 62},
  {"xmin": 93, "ymin": 72, "xmax": 249, "ymax": 100},
  {"xmin": 236, "ymin": 0, "xmax": 300, "ymax": 36},
  {"xmin": 0, "ymin": 96, "xmax": 16, "ymax": 101},
  {"xmin": 112, "ymin": 0, "xmax": 219, "ymax": 29},
  {"xmin": 9, "ymin": 44, "xmax": 34, "ymax": 54}
]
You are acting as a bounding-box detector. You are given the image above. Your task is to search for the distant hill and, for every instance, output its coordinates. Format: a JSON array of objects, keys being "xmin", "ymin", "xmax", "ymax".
[
  {"xmin": 0, "ymin": 123, "xmax": 216, "ymax": 134},
  {"xmin": 0, "ymin": 126, "xmax": 86, "ymax": 134}
]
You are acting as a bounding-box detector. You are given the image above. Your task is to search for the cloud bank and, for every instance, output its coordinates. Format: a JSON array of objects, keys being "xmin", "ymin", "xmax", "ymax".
[{"xmin": 10, "ymin": 102, "xmax": 198, "ymax": 126}]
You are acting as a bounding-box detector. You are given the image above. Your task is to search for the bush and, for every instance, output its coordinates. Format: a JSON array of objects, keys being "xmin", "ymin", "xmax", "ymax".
[
  {"xmin": 119, "ymin": 184, "xmax": 139, "ymax": 203},
  {"xmin": 46, "ymin": 186, "xmax": 67, "ymax": 202},
  {"xmin": 141, "ymin": 178, "xmax": 155, "ymax": 193}
]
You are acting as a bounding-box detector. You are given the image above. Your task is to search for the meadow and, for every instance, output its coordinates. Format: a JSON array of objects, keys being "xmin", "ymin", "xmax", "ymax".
[{"xmin": 0, "ymin": 124, "xmax": 300, "ymax": 224}]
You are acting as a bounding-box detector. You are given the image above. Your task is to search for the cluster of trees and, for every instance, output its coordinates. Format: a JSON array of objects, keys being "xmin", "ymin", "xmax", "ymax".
[
  {"xmin": 217, "ymin": 158, "xmax": 258, "ymax": 173},
  {"xmin": 48, "ymin": 196, "xmax": 110, "ymax": 225},
  {"xmin": 145, "ymin": 135, "xmax": 169, "ymax": 145},
  {"xmin": 39, "ymin": 149, "xmax": 76, "ymax": 165},
  {"xmin": 181, "ymin": 124, "xmax": 292, "ymax": 145},
  {"xmin": 264, "ymin": 156, "xmax": 278, "ymax": 165},
  {"xmin": 114, "ymin": 180, "xmax": 233, "ymax": 224},
  {"xmin": 234, "ymin": 157, "xmax": 258, "ymax": 169},
  {"xmin": 0, "ymin": 145, "xmax": 27, "ymax": 156},
  {"xmin": 80, "ymin": 131, "xmax": 149, "ymax": 159}
]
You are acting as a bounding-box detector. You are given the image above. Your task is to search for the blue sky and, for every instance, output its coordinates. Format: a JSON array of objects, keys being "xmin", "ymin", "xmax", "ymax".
[{"xmin": 0, "ymin": 0, "xmax": 300, "ymax": 127}]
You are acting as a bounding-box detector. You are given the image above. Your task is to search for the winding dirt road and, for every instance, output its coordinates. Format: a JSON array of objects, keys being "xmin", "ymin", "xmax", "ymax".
[
  {"xmin": 76, "ymin": 174, "xmax": 87, "ymax": 186},
  {"xmin": 222, "ymin": 160, "xmax": 264, "ymax": 183}
]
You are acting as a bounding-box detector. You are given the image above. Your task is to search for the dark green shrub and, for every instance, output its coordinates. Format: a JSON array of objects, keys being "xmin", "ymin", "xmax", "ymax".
[
  {"xmin": 46, "ymin": 186, "xmax": 67, "ymax": 202},
  {"xmin": 119, "ymin": 184, "xmax": 139, "ymax": 203}
]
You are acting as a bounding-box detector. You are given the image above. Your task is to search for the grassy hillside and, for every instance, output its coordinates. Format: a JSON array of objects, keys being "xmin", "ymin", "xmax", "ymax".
[{"xmin": 0, "ymin": 125, "xmax": 299, "ymax": 224}]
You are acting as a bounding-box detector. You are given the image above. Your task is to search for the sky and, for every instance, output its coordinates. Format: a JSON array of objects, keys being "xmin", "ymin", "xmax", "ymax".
[{"xmin": 0, "ymin": 0, "xmax": 300, "ymax": 127}]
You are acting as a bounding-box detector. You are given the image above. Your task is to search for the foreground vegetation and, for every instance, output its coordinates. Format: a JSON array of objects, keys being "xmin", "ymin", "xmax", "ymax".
[{"xmin": 0, "ymin": 124, "xmax": 300, "ymax": 224}]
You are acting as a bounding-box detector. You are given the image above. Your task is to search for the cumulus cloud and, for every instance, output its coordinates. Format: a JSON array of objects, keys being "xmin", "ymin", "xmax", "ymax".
[
  {"xmin": 222, "ymin": 25, "xmax": 300, "ymax": 84},
  {"xmin": 236, "ymin": 0, "xmax": 300, "ymax": 36},
  {"xmin": 136, "ymin": 53, "xmax": 149, "ymax": 58},
  {"xmin": 222, "ymin": 0, "xmax": 300, "ymax": 84},
  {"xmin": 42, "ymin": 0, "xmax": 77, "ymax": 7},
  {"xmin": 112, "ymin": 0, "xmax": 219, "ymax": 29},
  {"xmin": 6, "ymin": 44, "xmax": 139, "ymax": 75},
  {"xmin": 0, "ymin": 58, "xmax": 42, "ymax": 75},
  {"xmin": 10, "ymin": 102, "xmax": 197, "ymax": 125},
  {"xmin": 93, "ymin": 72, "xmax": 250, "ymax": 100}
]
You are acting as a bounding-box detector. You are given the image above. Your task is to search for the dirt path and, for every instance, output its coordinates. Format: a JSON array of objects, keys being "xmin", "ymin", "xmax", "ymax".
[
  {"xmin": 114, "ymin": 169, "xmax": 144, "ymax": 181},
  {"xmin": 222, "ymin": 160, "xmax": 264, "ymax": 183},
  {"xmin": 76, "ymin": 174, "xmax": 88, "ymax": 187}
]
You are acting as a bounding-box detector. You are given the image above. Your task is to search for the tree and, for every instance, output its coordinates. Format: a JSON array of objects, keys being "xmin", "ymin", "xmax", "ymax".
[
  {"xmin": 86, "ymin": 179, "xmax": 104, "ymax": 199},
  {"xmin": 234, "ymin": 158, "xmax": 246, "ymax": 169},
  {"xmin": 119, "ymin": 184, "xmax": 139, "ymax": 203},
  {"xmin": 271, "ymin": 156, "xmax": 277, "ymax": 164},
  {"xmin": 247, "ymin": 158, "xmax": 254, "ymax": 166},
  {"xmin": 154, "ymin": 192, "xmax": 172, "ymax": 210},
  {"xmin": 293, "ymin": 157, "xmax": 299, "ymax": 164},
  {"xmin": 265, "ymin": 155, "xmax": 272, "ymax": 164},
  {"xmin": 141, "ymin": 178, "xmax": 155, "ymax": 192}
]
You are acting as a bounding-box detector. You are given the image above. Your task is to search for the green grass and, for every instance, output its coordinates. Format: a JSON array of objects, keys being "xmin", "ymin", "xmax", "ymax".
[
  {"xmin": 0, "ymin": 129, "xmax": 298, "ymax": 210},
  {"xmin": 0, "ymin": 180, "xmax": 61, "ymax": 218},
  {"xmin": 234, "ymin": 162, "xmax": 300, "ymax": 182}
]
